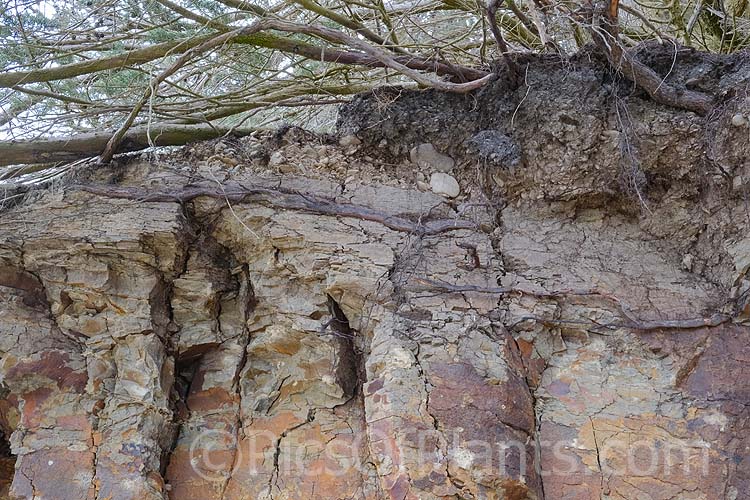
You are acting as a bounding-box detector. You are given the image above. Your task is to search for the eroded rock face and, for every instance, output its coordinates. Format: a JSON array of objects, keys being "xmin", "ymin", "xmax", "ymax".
[{"xmin": 1, "ymin": 52, "xmax": 749, "ymax": 499}]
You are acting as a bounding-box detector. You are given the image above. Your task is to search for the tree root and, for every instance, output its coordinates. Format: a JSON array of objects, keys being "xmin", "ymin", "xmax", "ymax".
[
  {"xmin": 72, "ymin": 182, "xmax": 477, "ymax": 236},
  {"xmin": 591, "ymin": 0, "xmax": 714, "ymax": 116}
]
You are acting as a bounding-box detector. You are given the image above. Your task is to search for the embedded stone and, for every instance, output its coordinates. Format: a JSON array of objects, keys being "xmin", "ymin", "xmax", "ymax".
[
  {"xmin": 731, "ymin": 114, "xmax": 748, "ymax": 127},
  {"xmin": 429, "ymin": 172, "xmax": 460, "ymax": 198},
  {"xmin": 410, "ymin": 143, "xmax": 455, "ymax": 172},
  {"xmin": 338, "ymin": 134, "xmax": 362, "ymax": 147}
]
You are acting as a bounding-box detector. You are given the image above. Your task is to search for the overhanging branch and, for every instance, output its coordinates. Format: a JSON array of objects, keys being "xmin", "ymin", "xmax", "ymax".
[
  {"xmin": 0, "ymin": 82, "xmax": 372, "ymax": 167},
  {"xmin": 0, "ymin": 124, "xmax": 257, "ymax": 167},
  {"xmin": 0, "ymin": 21, "xmax": 489, "ymax": 90}
]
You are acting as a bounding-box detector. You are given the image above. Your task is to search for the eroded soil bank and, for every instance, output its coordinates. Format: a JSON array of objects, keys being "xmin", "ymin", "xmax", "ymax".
[{"xmin": 1, "ymin": 49, "xmax": 749, "ymax": 499}]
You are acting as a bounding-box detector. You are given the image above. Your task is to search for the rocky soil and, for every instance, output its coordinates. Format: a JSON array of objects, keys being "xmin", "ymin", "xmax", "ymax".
[{"xmin": 0, "ymin": 48, "xmax": 749, "ymax": 499}]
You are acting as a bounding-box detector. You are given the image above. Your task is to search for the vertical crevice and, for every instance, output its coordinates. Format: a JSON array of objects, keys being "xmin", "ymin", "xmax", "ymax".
[
  {"xmin": 492, "ymin": 199, "xmax": 548, "ymax": 499},
  {"xmin": 0, "ymin": 425, "xmax": 16, "ymax": 498},
  {"xmin": 589, "ymin": 415, "xmax": 605, "ymax": 496},
  {"xmin": 530, "ymin": 376, "xmax": 547, "ymax": 500},
  {"xmin": 518, "ymin": 339, "xmax": 549, "ymax": 500},
  {"xmin": 231, "ymin": 264, "xmax": 256, "ymax": 393},
  {"xmin": 221, "ymin": 265, "xmax": 255, "ymax": 499},
  {"xmin": 324, "ymin": 293, "xmax": 383, "ymax": 498},
  {"xmin": 145, "ymin": 207, "xmax": 194, "ymax": 487},
  {"xmin": 326, "ymin": 295, "xmax": 362, "ymax": 398},
  {"xmin": 268, "ymin": 409, "xmax": 316, "ymax": 500},
  {"xmin": 161, "ymin": 356, "xmax": 201, "ymax": 476},
  {"xmin": 161, "ymin": 204, "xmax": 257, "ymax": 495}
]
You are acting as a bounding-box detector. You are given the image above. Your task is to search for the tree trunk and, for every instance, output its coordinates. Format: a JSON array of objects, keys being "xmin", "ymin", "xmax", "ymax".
[{"xmin": 0, "ymin": 124, "xmax": 259, "ymax": 167}]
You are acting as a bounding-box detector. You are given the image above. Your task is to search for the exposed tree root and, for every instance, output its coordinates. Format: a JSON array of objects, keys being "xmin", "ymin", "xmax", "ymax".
[
  {"xmin": 591, "ymin": 0, "xmax": 714, "ymax": 115},
  {"xmin": 72, "ymin": 183, "xmax": 477, "ymax": 236}
]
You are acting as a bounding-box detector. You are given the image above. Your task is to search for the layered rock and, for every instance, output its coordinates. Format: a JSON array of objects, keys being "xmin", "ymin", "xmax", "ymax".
[{"xmin": 1, "ymin": 51, "xmax": 749, "ymax": 499}]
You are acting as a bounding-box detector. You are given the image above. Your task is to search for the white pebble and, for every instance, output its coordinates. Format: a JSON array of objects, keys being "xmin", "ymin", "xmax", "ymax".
[
  {"xmin": 411, "ymin": 143, "xmax": 455, "ymax": 172},
  {"xmin": 430, "ymin": 172, "xmax": 460, "ymax": 198},
  {"xmin": 338, "ymin": 134, "xmax": 361, "ymax": 147},
  {"xmin": 269, "ymin": 151, "xmax": 285, "ymax": 166},
  {"xmin": 731, "ymin": 114, "xmax": 748, "ymax": 127}
]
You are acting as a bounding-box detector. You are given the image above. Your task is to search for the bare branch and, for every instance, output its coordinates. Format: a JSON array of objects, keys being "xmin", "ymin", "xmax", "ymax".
[
  {"xmin": 153, "ymin": 0, "xmax": 233, "ymax": 32},
  {"xmin": 0, "ymin": 94, "xmax": 41, "ymax": 127},
  {"xmin": 0, "ymin": 36, "xmax": 216, "ymax": 88},
  {"xmin": 290, "ymin": 0, "xmax": 408, "ymax": 53},
  {"xmin": 258, "ymin": 19, "xmax": 495, "ymax": 93},
  {"xmin": 99, "ymin": 29, "xmax": 242, "ymax": 163},
  {"xmin": 486, "ymin": 0, "xmax": 521, "ymax": 83}
]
